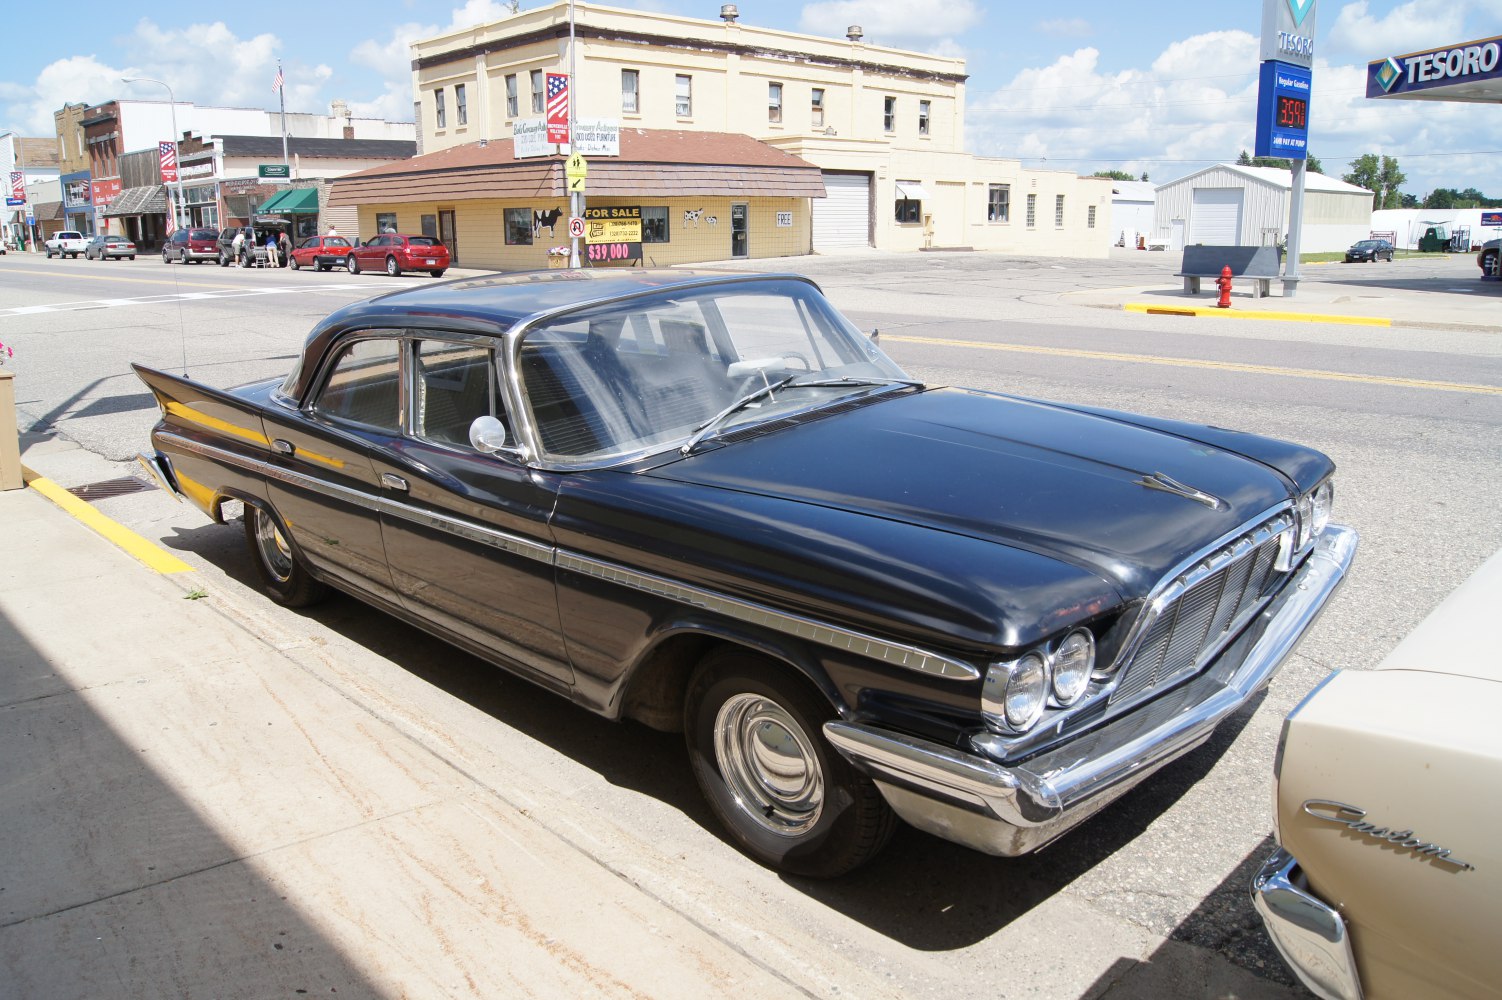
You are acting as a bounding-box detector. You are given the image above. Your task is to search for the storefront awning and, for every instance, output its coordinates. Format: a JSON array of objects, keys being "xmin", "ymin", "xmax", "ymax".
[
  {"xmin": 258, "ymin": 187, "xmax": 320, "ymax": 214},
  {"xmin": 894, "ymin": 182, "xmax": 929, "ymax": 200},
  {"xmin": 104, "ymin": 185, "xmax": 167, "ymax": 217}
]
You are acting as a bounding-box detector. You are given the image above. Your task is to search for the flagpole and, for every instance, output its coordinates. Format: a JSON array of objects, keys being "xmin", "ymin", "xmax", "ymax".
[{"xmin": 278, "ymin": 60, "xmax": 290, "ymax": 176}]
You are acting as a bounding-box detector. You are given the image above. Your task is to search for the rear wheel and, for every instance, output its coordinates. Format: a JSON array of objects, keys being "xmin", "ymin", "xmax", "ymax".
[
  {"xmin": 385, "ymin": 255, "xmax": 400, "ymax": 276},
  {"xmin": 347, "ymin": 254, "xmax": 360, "ymax": 274},
  {"xmin": 244, "ymin": 505, "xmax": 328, "ymax": 608},
  {"xmin": 684, "ymin": 647, "xmax": 896, "ymax": 877},
  {"xmin": 430, "ymin": 269, "xmax": 446, "ymax": 278},
  {"xmin": 289, "ymin": 255, "xmax": 300, "ymax": 270}
]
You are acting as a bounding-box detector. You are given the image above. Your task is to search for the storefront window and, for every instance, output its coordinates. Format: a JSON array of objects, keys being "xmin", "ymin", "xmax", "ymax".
[
  {"xmin": 421, "ymin": 214, "xmax": 438, "ymax": 238},
  {"xmin": 642, "ymin": 207, "xmax": 669, "ymax": 243},
  {"xmin": 376, "ymin": 212, "xmax": 398, "ymax": 235},
  {"xmin": 505, "ymin": 208, "xmax": 533, "ymax": 245}
]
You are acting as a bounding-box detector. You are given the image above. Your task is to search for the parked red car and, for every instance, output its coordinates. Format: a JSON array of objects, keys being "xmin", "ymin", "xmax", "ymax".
[
  {"xmin": 289, "ymin": 235, "xmax": 353, "ymax": 272},
  {"xmin": 346, "ymin": 234, "xmax": 450, "ymax": 277}
]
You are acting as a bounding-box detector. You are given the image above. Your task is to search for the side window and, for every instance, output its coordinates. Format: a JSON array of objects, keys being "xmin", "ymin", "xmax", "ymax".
[
  {"xmin": 415, "ymin": 340, "xmax": 499, "ymax": 449},
  {"xmin": 505, "ymin": 208, "xmax": 533, "ymax": 245},
  {"xmin": 375, "ymin": 212, "xmax": 397, "ymax": 235},
  {"xmin": 641, "ymin": 206, "xmax": 669, "ymax": 244},
  {"xmin": 316, "ymin": 338, "xmax": 402, "ymax": 433}
]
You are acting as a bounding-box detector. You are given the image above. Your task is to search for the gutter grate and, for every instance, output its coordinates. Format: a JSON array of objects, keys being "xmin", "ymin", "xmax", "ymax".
[{"xmin": 66, "ymin": 477, "xmax": 157, "ymax": 502}]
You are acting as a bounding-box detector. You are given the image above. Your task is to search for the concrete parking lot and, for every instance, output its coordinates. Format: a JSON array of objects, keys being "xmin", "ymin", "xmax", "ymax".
[{"xmin": 2, "ymin": 248, "xmax": 1498, "ymax": 999}]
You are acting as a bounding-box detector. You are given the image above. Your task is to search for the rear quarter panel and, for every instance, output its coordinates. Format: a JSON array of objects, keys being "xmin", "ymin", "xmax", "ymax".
[{"xmin": 1277, "ymin": 668, "xmax": 1502, "ymax": 999}]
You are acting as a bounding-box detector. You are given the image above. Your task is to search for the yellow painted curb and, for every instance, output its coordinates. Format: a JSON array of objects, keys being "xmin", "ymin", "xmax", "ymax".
[
  {"xmin": 23, "ymin": 470, "xmax": 194, "ymax": 574},
  {"xmin": 1124, "ymin": 303, "xmax": 1391, "ymax": 327}
]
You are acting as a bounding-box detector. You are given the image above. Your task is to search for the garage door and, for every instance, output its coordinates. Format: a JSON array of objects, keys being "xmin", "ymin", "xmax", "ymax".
[
  {"xmin": 813, "ymin": 173, "xmax": 871, "ymax": 250},
  {"xmin": 1189, "ymin": 188, "xmax": 1243, "ymax": 245}
]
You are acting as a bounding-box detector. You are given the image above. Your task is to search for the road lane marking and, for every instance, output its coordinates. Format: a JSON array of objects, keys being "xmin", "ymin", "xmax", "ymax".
[
  {"xmin": 0, "ymin": 284, "xmax": 360, "ymax": 316},
  {"xmin": 24, "ymin": 470, "xmax": 194, "ymax": 574},
  {"xmin": 0, "ymin": 266, "xmax": 241, "ymax": 290},
  {"xmin": 1124, "ymin": 302, "xmax": 1390, "ymax": 326},
  {"xmin": 882, "ymin": 334, "xmax": 1502, "ymax": 396}
]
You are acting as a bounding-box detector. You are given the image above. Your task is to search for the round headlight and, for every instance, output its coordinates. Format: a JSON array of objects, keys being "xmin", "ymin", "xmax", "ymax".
[
  {"xmin": 1002, "ymin": 652, "xmax": 1049, "ymax": 730},
  {"xmin": 1310, "ymin": 481, "xmax": 1333, "ymax": 537},
  {"xmin": 1051, "ymin": 630, "xmax": 1095, "ymax": 705}
]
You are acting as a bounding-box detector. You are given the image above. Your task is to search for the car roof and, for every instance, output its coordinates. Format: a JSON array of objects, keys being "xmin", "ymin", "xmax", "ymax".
[{"xmin": 283, "ymin": 269, "xmax": 820, "ymax": 400}]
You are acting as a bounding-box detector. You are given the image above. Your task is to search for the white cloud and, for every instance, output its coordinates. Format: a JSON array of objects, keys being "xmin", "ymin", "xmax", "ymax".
[
  {"xmin": 1324, "ymin": 0, "xmax": 1471, "ymax": 59},
  {"xmin": 347, "ymin": 1, "xmax": 519, "ymax": 121},
  {"xmin": 797, "ymin": 0, "xmax": 983, "ymax": 45}
]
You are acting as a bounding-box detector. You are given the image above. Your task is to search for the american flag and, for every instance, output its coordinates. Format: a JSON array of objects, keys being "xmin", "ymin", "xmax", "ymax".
[
  {"xmin": 272, "ymin": 66, "xmax": 284, "ymax": 93},
  {"xmin": 158, "ymin": 141, "xmax": 178, "ymax": 184},
  {"xmin": 545, "ymin": 73, "xmax": 569, "ymax": 143}
]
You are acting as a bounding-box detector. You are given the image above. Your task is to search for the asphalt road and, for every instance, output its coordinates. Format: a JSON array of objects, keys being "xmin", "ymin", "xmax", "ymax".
[{"xmin": 2, "ymin": 249, "xmax": 1499, "ymax": 998}]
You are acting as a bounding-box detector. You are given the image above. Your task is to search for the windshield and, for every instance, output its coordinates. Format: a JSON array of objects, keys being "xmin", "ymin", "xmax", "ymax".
[{"xmin": 517, "ymin": 278, "xmax": 910, "ymax": 464}]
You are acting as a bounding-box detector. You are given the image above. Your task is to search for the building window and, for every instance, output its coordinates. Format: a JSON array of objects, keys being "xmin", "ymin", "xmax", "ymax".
[
  {"xmin": 1087, "ymin": 204, "xmax": 1096, "ymax": 228},
  {"xmin": 988, "ymin": 184, "xmax": 1010, "ymax": 223},
  {"xmin": 456, "ymin": 83, "xmax": 467, "ymax": 126},
  {"xmin": 811, "ymin": 88, "xmax": 825, "ymax": 127},
  {"xmin": 1026, "ymin": 194, "xmax": 1036, "ymax": 228},
  {"xmin": 895, "ymin": 181, "xmax": 921, "ymax": 224},
  {"xmin": 531, "ymin": 70, "xmax": 545, "ymax": 114},
  {"xmin": 642, "ymin": 206, "xmax": 669, "ymax": 243},
  {"xmin": 768, "ymin": 82, "xmax": 783, "ymax": 124},
  {"xmin": 918, "ymin": 100, "xmax": 930, "ymax": 136},
  {"xmin": 883, "ymin": 96, "xmax": 896, "ymax": 132},
  {"xmin": 375, "ymin": 212, "xmax": 398, "ymax": 234},
  {"xmin": 622, "ymin": 69, "xmax": 639, "ymax": 114},
  {"xmin": 505, "ymin": 74, "xmax": 518, "ymax": 117},
  {"xmin": 505, "ymin": 208, "xmax": 533, "ymax": 245},
  {"xmin": 434, "ymin": 89, "xmax": 446, "ymax": 129},
  {"xmin": 1055, "ymin": 194, "xmax": 1065, "ymax": 227},
  {"xmin": 676, "ymin": 75, "xmax": 693, "ymax": 117}
]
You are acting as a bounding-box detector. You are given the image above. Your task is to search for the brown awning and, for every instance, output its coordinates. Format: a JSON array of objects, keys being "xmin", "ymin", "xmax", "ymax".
[
  {"xmin": 104, "ymin": 185, "xmax": 167, "ymax": 217},
  {"xmin": 330, "ymin": 128, "xmax": 825, "ymax": 207}
]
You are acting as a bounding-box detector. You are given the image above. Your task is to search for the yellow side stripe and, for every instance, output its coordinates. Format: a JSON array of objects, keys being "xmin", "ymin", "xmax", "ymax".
[{"xmin": 24, "ymin": 471, "xmax": 194, "ymax": 574}]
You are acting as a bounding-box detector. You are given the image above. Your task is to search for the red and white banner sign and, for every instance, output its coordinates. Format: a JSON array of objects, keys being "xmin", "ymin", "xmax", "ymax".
[
  {"xmin": 546, "ymin": 73, "xmax": 570, "ymax": 144},
  {"xmin": 159, "ymin": 141, "xmax": 178, "ymax": 184},
  {"xmin": 8, "ymin": 171, "xmax": 23, "ymax": 204}
]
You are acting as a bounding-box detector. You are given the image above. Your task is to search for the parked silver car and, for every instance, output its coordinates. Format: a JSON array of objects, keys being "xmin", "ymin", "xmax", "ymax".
[{"xmin": 84, "ymin": 234, "xmax": 137, "ymax": 260}]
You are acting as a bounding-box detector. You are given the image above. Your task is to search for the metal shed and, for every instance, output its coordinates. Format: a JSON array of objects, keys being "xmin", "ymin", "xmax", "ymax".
[{"xmin": 1153, "ymin": 164, "xmax": 1373, "ymax": 254}]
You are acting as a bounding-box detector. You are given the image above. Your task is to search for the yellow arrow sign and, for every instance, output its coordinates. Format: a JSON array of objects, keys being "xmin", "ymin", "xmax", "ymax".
[{"xmin": 569, "ymin": 176, "xmax": 586, "ymax": 193}]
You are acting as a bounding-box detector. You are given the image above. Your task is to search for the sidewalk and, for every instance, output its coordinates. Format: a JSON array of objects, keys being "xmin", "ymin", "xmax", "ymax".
[
  {"xmin": 0, "ymin": 478, "xmax": 837, "ymax": 999},
  {"xmin": 1066, "ymin": 257, "xmax": 1502, "ymax": 332}
]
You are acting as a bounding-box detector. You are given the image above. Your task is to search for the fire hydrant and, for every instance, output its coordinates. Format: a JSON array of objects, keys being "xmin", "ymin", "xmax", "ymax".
[{"xmin": 1214, "ymin": 265, "xmax": 1233, "ymax": 308}]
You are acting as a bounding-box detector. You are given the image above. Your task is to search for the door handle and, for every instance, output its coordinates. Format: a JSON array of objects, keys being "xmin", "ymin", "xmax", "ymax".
[
  {"xmin": 272, "ymin": 439, "xmax": 295, "ymax": 456},
  {"xmin": 381, "ymin": 473, "xmax": 409, "ymax": 492}
]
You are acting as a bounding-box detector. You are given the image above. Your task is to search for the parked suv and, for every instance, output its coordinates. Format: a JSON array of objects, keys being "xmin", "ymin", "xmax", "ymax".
[
  {"xmin": 216, "ymin": 220, "xmax": 292, "ymax": 267},
  {"xmin": 163, "ymin": 227, "xmax": 219, "ymax": 264},
  {"xmin": 44, "ymin": 230, "xmax": 89, "ymax": 258}
]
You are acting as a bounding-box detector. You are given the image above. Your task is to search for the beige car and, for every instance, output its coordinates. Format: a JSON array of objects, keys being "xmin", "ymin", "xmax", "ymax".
[{"xmin": 1252, "ymin": 549, "xmax": 1502, "ymax": 999}]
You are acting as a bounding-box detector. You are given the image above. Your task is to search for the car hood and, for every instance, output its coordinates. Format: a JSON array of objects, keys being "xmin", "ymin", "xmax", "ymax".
[
  {"xmin": 1374, "ymin": 547, "xmax": 1502, "ymax": 685},
  {"xmin": 646, "ymin": 387, "xmax": 1302, "ymax": 596}
]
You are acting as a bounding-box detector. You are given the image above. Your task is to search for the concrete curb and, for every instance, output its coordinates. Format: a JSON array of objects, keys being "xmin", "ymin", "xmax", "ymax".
[{"xmin": 21, "ymin": 466, "xmax": 193, "ymax": 574}]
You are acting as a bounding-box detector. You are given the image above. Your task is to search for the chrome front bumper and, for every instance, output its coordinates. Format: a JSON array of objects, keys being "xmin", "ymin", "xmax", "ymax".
[
  {"xmin": 824, "ymin": 524, "xmax": 1357, "ymax": 857},
  {"xmin": 1251, "ymin": 848, "xmax": 1363, "ymax": 1000}
]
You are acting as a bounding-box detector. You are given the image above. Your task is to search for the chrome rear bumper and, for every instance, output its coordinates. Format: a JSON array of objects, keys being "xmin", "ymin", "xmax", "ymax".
[
  {"xmin": 825, "ymin": 524, "xmax": 1357, "ymax": 857},
  {"xmin": 1251, "ymin": 848, "xmax": 1363, "ymax": 1000}
]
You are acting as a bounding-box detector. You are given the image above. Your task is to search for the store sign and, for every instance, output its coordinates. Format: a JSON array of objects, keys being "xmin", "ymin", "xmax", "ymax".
[
  {"xmin": 179, "ymin": 161, "xmax": 215, "ymax": 179},
  {"xmin": 1255, "ymin": 61, "xmax": 1311, "ymax": 158},
  {"xmin": 259, "ymin": 163, "xmax": 290, "ymax": 179},
  {"xmin": 514, "ymin": 118, "xmax": 551, "ymax": 159},
  {"xmin": 1367, "ymin": 36, "xmax": 1502, "ymax": 98},
  {"xmin": 91, "ymin": 178, "xmax": 122, "ymax": 205},
  {"xmin": 64, "ymin": 179, "xmax": 92, "ymax": 206},
  {"xmin": 515, "ymin": 117, "xmax": 621, "ymax": 159},
  {"xmin": 1261, "ymin": 0, "xmax": 1317, "ymax": 68},
  {"xmin": 1482, "ymin": 211, "xmax": 1502, "ymax": 227},
  {"xmin": 583, "ymin": 205, "xmax": 642, "ymax": 263}
]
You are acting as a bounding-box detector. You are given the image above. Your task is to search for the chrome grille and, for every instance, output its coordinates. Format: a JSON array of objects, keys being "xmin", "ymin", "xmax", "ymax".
[{"xmin": 1110, "ymin": 518, "xmax": 1290, "ymax": 705}]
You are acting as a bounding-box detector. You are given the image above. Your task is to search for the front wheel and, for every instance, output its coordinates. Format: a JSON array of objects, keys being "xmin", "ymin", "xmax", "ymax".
[
  {"xmin": 684, "ymin": 647, "xmax": 896, "ymax": 878},
  {"xmin": 244, "ymin": 505, "xmax": 328, "ymax": 608},
  {"xmin": 347, "ymin": 254, "xmax": 360, "ymax": 274}
]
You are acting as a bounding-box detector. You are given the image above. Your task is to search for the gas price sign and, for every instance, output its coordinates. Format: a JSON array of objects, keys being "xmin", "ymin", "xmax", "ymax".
[{"xmin": 1255, "ymin": 60, "xmax": 1311, "ymax": 159}]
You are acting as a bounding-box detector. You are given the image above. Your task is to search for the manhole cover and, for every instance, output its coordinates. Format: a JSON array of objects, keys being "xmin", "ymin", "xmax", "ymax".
[{"xmin": 66, "ymin": 477, "xmax": 157, "ymax": 502}]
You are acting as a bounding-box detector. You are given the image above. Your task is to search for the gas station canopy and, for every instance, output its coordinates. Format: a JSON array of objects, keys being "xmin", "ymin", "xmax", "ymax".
[{"xmin": 1367, "ymin": 34, "xmax": 1502, "ymax": 103}]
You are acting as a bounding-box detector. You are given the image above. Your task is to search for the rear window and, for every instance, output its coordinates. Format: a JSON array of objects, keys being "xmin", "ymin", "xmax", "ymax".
[
  {"xmin": 59, "ymin": 232, "xmax": 82, "ymax": 240},
  {"xmin": 407, "ymin": 237, "xmax": 440, "ymax": 247},
  {"xmin": 190, "ymin": 229, "xmax": 218, "ymax": 240}
]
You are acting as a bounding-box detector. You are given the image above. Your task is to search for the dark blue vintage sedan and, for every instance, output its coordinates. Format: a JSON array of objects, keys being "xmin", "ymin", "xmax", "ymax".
[{"xmin": 134, "ymin": 270, "xmax": 1356, "ymax": 876}]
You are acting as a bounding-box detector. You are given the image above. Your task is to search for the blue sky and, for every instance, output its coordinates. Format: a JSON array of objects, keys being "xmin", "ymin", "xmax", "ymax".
[{"xmin": 1, "ymin": 0, "xmax": 1495, "ymax": 196}]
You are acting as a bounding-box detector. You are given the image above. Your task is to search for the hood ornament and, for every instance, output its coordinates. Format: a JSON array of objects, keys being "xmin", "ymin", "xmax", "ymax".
[{"xmin": 1135, "ymin": 471, "xmax": 1225, "ymax": 510}]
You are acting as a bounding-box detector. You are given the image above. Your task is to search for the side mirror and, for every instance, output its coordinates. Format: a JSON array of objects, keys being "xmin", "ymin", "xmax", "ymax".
[{"xmin": 468, "ymin": 415, "xmax": 509, "ymax": 454}]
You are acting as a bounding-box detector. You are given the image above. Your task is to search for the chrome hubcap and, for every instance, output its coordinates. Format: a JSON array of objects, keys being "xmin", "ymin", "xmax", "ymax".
[
  {"xmin": 253, "ymin": 511, "xmax": 293, "ymax": 583},
  {"xmin": 714, "ymin": 693, "xmax": 823, "ymax": 836}
]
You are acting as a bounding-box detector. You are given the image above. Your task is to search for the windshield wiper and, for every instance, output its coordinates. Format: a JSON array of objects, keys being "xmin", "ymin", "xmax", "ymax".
[
  {"xmin": 680, "ymin": 374, "xmax": 797, "ymax": 455},
  {"xmin": 785, "ymin": 375, "xmax": 924, "ymax": 389}
]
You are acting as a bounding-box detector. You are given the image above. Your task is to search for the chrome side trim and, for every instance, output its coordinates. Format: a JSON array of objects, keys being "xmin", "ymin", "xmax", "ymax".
[
  {"xmin": 556, "ymin": 552, "xmax": 981, "ymax": 680},
  {"xmin": 1251, "ymin": 848, "xmax": 1364, "ymax": 1000},
  {"xmin": 157, "ymin": 430, "xmax": 976, "ymax": 680},
  {"xmin": 825, "ymin": 525, "xmax": 1357, "ymax": 853}
]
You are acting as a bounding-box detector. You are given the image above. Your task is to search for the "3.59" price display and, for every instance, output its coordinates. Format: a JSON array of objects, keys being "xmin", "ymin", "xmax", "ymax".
[{"xmin": 1276, "ymin": 95, "xmax": 1308, "ymax": 131}]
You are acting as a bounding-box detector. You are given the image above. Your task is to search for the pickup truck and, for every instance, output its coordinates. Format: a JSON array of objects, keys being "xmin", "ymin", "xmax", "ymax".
[{"xmin": 44, "ymin": 230, "xmax": 90, "ymax": 258}]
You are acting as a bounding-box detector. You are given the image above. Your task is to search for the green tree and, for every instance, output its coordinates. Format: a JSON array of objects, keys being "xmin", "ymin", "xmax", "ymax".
[
  {"xmin": 1237, "ymin": 149, "xmax": 1253, "ymax": 165},
  {"xmin": 1242, "ymin": 152, "xmax": 1324, "ymax": 174},
  {"xmin": 1140, "ymin": 171, "xmax": 1149, "ymax": 182},
  {"xmin": 1091, "ymin": 170, "xmax": 1139, "ymax": 181},
  {"xmin": 1376, "ymin": 156, "xmax": 1405, "ymax": 210},
  {"xmin": 1343, "ymin": 153, "xmax": 1380, "ymax": 193},
  {"xmin": 1399, "ymin": 192, "xmax": 1419, "ymax": 208}
]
